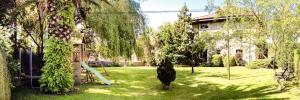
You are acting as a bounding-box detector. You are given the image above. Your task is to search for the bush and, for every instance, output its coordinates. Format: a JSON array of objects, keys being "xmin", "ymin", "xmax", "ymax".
[
  {"xmin": 39, "ymin": 37, "xmax": 74, "ymax": 93},
  {"xmin": 234, "ymin": 53, "xmax": 246, "ymax": 66},
  {"xmin": 0, "ymin": 26, "xmax": 20, "ymax": 88},
  {"xmin": 223, "ymin": 56, "xmax": 236, "ymax": 67},
  {"xmin": 0, "ymin": 52, "xmax": 10, "ymax": 100},
  {"xmin": 212, "ymin": 54, "xmax": 223, "ymax": 67},
  {"xmin": 246, "ymin": 59, "xmax": 271, "ymax": 69},
  {"xmin": 200, "ymin": 62, "xmax": 211, "ymax": 67},
  {"xmin": 157, "ymin": 57, "xmax": 176, "ymax": 90},
  {"xmin": 294, "ymin": 49, "xmax": 300, "ymax": 79}
]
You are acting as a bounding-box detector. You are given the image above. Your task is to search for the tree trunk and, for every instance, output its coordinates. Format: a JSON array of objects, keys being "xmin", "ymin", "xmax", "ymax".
[
  {"xmin": 227, "ymin": 39, "xmax": 230, "ymax": 80},
  {"xmin": 36, "ymin": 0, "xmax": 47, "ymax": 54},
  {"xmin": 12, "ymin": 17, "xmax": 18, "ymax": 59}
]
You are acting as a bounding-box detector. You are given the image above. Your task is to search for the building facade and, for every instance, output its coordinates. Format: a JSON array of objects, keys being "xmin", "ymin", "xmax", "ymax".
[{"xmin": 192, "ymin": 13, "xmax": 258, "ymax": 63}]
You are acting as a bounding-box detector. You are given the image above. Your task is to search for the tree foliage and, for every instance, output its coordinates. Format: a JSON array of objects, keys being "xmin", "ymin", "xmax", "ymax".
[
  {"xmin": 40, "ymin": 37, "xmax": 74, "ymax": 93},
  {"xmin": 40, "ymin": 0, "xmax": 75, "ymax": 93},
  {"xmin": 216, "ymin": 0, "xmax": 300, "ymax": 80},
  {"xmin": 85, "ymin": 0, "xmax": 143, "ymax": 60},
  {"xmin": 155, "ymin": 23, "xmax": 176, "ymax": 63},
  {"xmin": 0, "ymin": 25, "xmax": 20, "ymax": 87},
  {"xmin": 153, "ymin": 23, "xmax": 177, "ymax": 89},
  {"xmin": 173, "ymin": 4, "xmax": 193, "ymax": 64},
  {"xmin": 139, "ymin": 27, "xmax": 156, "ymax": 66},
  {"xmin": 157, "ymin": 57, "xmax": 176, "ymax": 90}
]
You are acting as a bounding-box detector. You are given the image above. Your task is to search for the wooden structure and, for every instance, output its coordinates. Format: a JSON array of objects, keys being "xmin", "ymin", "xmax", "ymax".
[
  {"xmin": 72, "ymin": 43, "xmax": 96, "ymax": 84},
  {"xmin": 274, "ymin": 63, "xmax": 295, "ymax": 90},
  {"xmin": 73, "ymin": 43, "xmax": 85, "ymax": 85},
  {"xmin": 73, "ymin": 43, "xmax": 86, "ymax": 62}
]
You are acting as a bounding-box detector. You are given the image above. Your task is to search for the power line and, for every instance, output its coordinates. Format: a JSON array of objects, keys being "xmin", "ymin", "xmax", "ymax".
[
  {"xmin": 90, "ymin": 9, "xmax": 207, "ymax": 14},
  {"xmin": 141, "ymin": 9, "xmax": 206, "ymax": 13}
]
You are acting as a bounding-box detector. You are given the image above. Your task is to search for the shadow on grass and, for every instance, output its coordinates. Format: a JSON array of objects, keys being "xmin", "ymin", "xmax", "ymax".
[
  {"xmin": 210, "ymin": 85, "xmax": 288, "ymax": 100},
  {"xmin": 11, "ymin": 68, "xmax": 291, "ymax": 100}
]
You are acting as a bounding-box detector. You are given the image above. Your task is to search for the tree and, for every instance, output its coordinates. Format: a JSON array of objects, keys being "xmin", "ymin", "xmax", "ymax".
[
  {"xmin": 215, "ymin": 0, "xmax": 233, "ymax": 80},
  {"xmin": 173, "ymin": 4, "xmax": 192, "ymax": 64},
  {"xmin": 197, "ymin": 31, "xmax": 222, "ymax": 65},
  {"xmin": 217, "ymin": 0, "xmax": 300, "ymax": 81},
  {"xmin": 138, "ymin": 27, "xmax": 156, "ymax": 66},
  {"xmin": 240, "ymin": 0, "xmax": 300, "ymax": 73},
  {"xmin": 39, "ymin": 0, "xmax": 76, "ymax": 93},
  {"xmin": 205, "ymin": 0, "xmax": 218, "ymax": 14},
  {"xmin": 174, "ymin": 4, "xmax": 204, "ymax": 74},
  {"xmin": 217, "ymin": 0, "xmax": 248, "ymax": 80},
  {"xmin": 156, "ymin": 23, "xmax": 176, "ymax": 90},
  {"xmin": 157, "ymin": 57, "xmax": 176, "ymax": 90},
  {"xmin": 86, "ymin": 0, "xmax": 144, "ymax": 62}
]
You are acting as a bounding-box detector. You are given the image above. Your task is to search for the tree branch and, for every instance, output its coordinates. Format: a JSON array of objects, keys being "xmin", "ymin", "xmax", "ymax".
[{"xmin": 23, "ymin": 27, "xmax": 40, "ymax": 48}]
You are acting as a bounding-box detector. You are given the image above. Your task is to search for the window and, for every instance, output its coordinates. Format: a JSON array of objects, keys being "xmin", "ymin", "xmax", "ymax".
[
  {"xmin": 200, "ymin": 24, "xmax": 208, "ymax": 29},
  {"xmin": 236, "ymin": 49, "xmax": 243, "ymax": 53}
]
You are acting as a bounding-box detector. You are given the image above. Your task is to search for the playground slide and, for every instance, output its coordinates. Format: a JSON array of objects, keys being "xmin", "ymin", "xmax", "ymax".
[{"xmin": 80, "ymin": 62, "xmax": 111, "ymax": 85}]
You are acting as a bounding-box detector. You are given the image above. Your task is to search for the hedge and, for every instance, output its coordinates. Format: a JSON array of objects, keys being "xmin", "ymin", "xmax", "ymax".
[
  {"xmin": 0, "ymin": 52, "xmax": 10, "ymax": 100},
  {"xmin": 212, "ymin": 54, "xmax": 223, "ymax": 67},
  {"xmin": 294, "ymin": 49, "xmax": 300, "ymax": 80},
  {"xmin": 246, "ymin": 59, "xmax": 271, "ymax": 69},
  {"xmin": 223, "ymin": 56, "xmax": 236, "ymax": 67}
]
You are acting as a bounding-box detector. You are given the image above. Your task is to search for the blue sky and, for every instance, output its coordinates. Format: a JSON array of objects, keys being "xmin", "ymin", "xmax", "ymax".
[{"xmin": 139, "ymin": 0, "xmax": 224, "ymax": 29}]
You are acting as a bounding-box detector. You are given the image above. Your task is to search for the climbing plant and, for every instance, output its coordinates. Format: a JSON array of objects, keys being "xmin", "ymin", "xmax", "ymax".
[
  {"xmin": 39, "ymin": 0, "xmax": 75, "ymax": 93},
  {"xmin": 40, "ymin": 37, "xmax": 74, "ymax": 93}
]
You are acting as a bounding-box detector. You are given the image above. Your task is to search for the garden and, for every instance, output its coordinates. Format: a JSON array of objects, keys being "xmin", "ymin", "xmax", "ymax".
[
  {"xmin": 12, "ymin": 67, "xmax": 299, "ymax": 100},
  {"xmin": 1, "ymin": 0, "xmax": 300, "ymax": 100}
]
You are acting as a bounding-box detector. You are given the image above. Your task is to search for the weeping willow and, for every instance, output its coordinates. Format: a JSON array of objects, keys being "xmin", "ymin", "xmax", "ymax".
[{"xmin": 85, "ymin": 0, "xmax": 143, "ymax": 61}]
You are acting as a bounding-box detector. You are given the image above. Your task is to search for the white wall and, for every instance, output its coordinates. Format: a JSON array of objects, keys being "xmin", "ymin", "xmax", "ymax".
[{"xmin": 195, "ymin": 21, "xmax": 257, "ymax": 62}]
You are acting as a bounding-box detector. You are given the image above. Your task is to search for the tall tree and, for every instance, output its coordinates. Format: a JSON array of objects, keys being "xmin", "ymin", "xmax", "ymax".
[
  {"xmin": 173, "ymin": 4, "xmax": 194, "ymax": 65},
  {"xmin": 205, "ymin": 0, "xmax": 218, "ymax": 14},
  {"xmin": 86, "ymin": 0, "xmax": 144, "ymax": 62},
  {"xmin": 156, "ymin": 23, "xmax": 176, "ymax": 90},
  {"xmin": 39, "ymin": 0, "xmax": 76, "ymax": 93},
  {"xmin": 217, "ymin": 0, "xmax": 245, "ymax": 80},
  {"xmin": 174, "ymin": 4, "xmax": 191, "ymax": 61},
  {"xmin": 218, "ymin": 0, "xmax": 300, "ymax": 81},
  {"xmin": 138, "ymin": 27, "xmax": 155, "ymax": 66}
]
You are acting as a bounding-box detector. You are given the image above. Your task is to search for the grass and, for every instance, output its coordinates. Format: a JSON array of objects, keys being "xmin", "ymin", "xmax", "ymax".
[{"xmin": 12, "ymin": 67, "xmax": 300, "ymax": 100}]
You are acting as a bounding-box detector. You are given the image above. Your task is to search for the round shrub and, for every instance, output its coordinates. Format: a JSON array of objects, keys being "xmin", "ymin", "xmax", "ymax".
[
  {"xmin": 223, "ymin": 56, "xmax": 236, "ymax": 67},
  {"xmin": 157, "ymin": 57, "xmax": 176, "ymax": 90},
  {"xmin": 212, "ymin": 54, "xmax": 223, "ymax": 67},
  {"xmin": 245, "ymin": 59, "xmax": 271, "ymax": 69},
  {"xmin": 200, "ymin": 62, "xmax": 211, "ymax": 67},
  {"xmin": 39, "ymin": 37, "xmax": 74, "ymax": 93}
]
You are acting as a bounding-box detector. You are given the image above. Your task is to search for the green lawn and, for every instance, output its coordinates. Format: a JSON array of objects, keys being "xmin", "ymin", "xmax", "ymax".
[{"xmin": 12, "ymin": 67, "xmax": 299, "ymax": 100}]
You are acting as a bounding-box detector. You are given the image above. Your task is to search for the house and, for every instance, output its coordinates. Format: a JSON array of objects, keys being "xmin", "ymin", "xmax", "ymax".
[{"xmin": 191, "ymin": 13, "xmax": 262, "ymax": 63}]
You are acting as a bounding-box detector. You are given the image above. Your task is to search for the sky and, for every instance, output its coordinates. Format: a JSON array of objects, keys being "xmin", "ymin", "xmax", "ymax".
[{"xmin": 139, "ymin": 0, "xmax": 224, "ymax": 29}]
